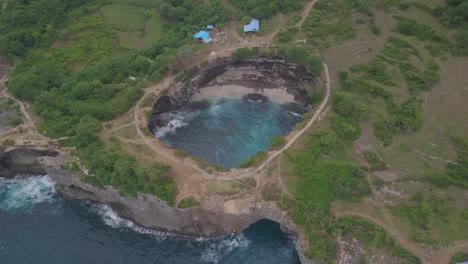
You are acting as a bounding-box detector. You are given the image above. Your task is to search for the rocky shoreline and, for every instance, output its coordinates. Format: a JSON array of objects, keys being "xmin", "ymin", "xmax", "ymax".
[
  {"xmin": 152, "ymin": 56, "xmax": 316, "ymax": 115},
  {"xmin": 150, "ymin": 55, "xmax": 316, "ymax": 137},
  {"xmin": 0, "ymin": 147, "xmax": 313, "ymax": 263}
]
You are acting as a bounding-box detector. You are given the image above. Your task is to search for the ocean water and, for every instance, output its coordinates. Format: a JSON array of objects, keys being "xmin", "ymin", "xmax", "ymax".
[
  {"xmin": 155, "ymin": 98, "xmax": 306, "ymax": 169},
  {"xmin": 0, "ymin": 176, "xmax": 301, "ymax": 264}
]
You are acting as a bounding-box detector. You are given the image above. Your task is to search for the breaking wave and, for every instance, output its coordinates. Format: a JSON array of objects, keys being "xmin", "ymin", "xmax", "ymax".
[
  {"xmin": 0, "ymin": 175, "xmax": 56, "ymax": 211},
  {"xmin": 154, "ymin": 113, "xmax": 189, "ymax": 138},
  {"xmin": 201, "ymin": 234, "xmax": 251, "ymax": 263}
]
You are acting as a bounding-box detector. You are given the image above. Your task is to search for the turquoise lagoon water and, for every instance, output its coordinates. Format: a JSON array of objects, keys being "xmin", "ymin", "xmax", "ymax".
[
  {"xmin": 0, "ymin": 176, "xmax": 301, "ymax": 264},
  {"xmin": 154, "ymin": 97, "xmax": 307, "ymax": 169}
]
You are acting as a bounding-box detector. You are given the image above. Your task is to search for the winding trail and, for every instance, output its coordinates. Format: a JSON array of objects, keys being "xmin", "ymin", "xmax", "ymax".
[
  {"xmin": 296, "ymin": 0, "xmax": 318, "ymax": 28},
  {"xmin": 0, "ymin": 84, "xmax": 44, "ymax": 138},
  {"xmin": 334, "ymin": 211, "xmax": 468, "ymax": 264},
  {"xmin": 134, "ymin": 63, "xmax": 331, "ymax": 181}
]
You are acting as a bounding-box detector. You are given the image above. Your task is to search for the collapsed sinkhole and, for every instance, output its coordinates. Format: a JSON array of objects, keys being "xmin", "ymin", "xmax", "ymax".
[{"xmin": 149, "ymin": 56, "xmax": 318, "ymax": 170}]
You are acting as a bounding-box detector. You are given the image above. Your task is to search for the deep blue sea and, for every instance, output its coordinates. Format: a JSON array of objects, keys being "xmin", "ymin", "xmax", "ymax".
[
  {"xmin": 0, "ymin": 176, "xmax": 301, "ymax": 264},
  {"xmin": 156, "ymin": 98, "xmax": 306, "ymax": 169}
]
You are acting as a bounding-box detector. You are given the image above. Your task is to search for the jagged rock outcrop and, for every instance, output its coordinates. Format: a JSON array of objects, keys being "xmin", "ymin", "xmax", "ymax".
[
  {"xmin": 36, "ymin": 153, "xmax": 313, "ymax": 264},
  {"xmin": 152, "ymin": 56, "xmax": 316, "ymax": 116},
  {"xmin": 0, "ymin": 147, "xmax": 59, "ymax": 178}
]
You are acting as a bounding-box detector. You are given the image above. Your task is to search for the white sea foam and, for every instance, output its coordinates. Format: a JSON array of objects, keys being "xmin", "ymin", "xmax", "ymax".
[
  {"xmin": 201, "ymin": 234, "xmax": 251, "ymax": 263},
  {"xmin": 155, "ymin": 112, "xmax": 189, "ymax": 138},
  {"xmin": 92, "ymin": 204, "xmax": 174, "ymax": 241},
  {"xmin": 0, "ymin": 175, "xmax": 56, "ymax": 211},
  {"xmin": 289, "ymin": 111, "xmax": 302, "ymax": 117}
]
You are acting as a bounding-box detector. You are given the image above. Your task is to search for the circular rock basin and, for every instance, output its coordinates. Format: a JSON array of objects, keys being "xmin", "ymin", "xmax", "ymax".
[{"xmin": 149, "ymin": 56, "xmax": 317, "ymax": 170}]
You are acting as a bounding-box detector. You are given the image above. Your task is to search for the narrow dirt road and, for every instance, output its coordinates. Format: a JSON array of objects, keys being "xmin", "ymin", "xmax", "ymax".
[
  {"xmin": 334, "ymin": 211, "xmax": 468, "ymax": 264},
  {"xmin": 0, "ymin": 82, "xmax": 45, "ymax": 139},
  {"xmin": 134, "ymin": 63, "xmax": 331, "ymax": 181},
  {"xmin": 334, "ymin": 211, "xmax": 426, "ymax": 261},
  {"xmin": 296, "ymin": 0, "xmax": 318, "ymax": 28}
]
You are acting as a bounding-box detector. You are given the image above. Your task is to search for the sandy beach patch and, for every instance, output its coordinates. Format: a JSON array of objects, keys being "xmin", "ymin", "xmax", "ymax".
[{"xmin": 191, "ymin": 85, "xmax": 295, "ymax": 103}]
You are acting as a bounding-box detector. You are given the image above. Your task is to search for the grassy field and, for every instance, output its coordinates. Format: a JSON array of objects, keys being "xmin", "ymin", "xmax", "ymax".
[
  {"xmin": 101, "ymin": 4, "xmax": 163, "ymax": 48},
  {"xmin": 272, "ymin": 0, "xmax": 467, "ymax": 261}
]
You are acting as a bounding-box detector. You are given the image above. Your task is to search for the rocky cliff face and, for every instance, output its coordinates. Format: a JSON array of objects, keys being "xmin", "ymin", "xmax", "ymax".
[
  {"xmin": 152, "ymin": 56, "xmax": 316, "ymax": 115},
  {"xmin": 0, "ymin": 148, "xmax": 59, "ymax": 178},
  {"xmin": 36, "ymin": 153, "xmax": 313, "ymax": 264}
]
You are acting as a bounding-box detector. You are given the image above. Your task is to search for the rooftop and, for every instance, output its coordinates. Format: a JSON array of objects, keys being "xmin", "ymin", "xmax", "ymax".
[
  {"xmin": 244, "ymin": 19, "xmax": 260, "ymax": 32},
  {"xmin": 194, "ymin": 31, "xmax": 210, "ymax": 40}
]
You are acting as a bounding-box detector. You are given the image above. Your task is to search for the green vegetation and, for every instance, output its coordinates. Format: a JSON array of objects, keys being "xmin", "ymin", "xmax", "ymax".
[
  {"xmin": 213, "ymin": 164, "xmax": 228, "ymax": 172},
  {"xmin": 2, "ymin": 139, "xmax": 15, "ymax": 148},
  {"xmin": 1, "ymin": 0, "xmax": 228, "ymax": 205},
  {"xmin": 61, "ymin": 161, "xmax": 81, "ymax": 172},
  {"xmin": 81, "ymin": 142, "xmax": 176, "ymax": 205},
  {"xmin": 390, "ymin": 191, "xmax": 462, "ymax": 245},
  {"xmin": 229, "ymin": 0, "xmax": 303, "ymax": 19},
  {"xmin": 449, "ymin": 252, "xmax": 468, "ymax": 264},
  {"xmin": 426, "ymin": 136, "xmax": 468, "ymax": 189},
  {"xmin": 237, "ymin": 151, "xmax": 267, "ymax": 168},
  {"xmin": 331, "ymin": 93, "xmax": 363, "ymax": 141},
  {"xmin": 175, "ymin": 149, "xmax": 189, "ymax": 158},
  {"xmin": 206, "ymin": 178, "xmax": 256, "ymax": 195},
  {"xmin": 302, "ymin": 0, "xmax": 409, "ymax": 47},
  {"xmin": 101, "ymin": 4, "xmax": 148, "ymax": 32},
  {"xmin": 276, "ymin": 46, "xmax": 323, "ymax": 75},
  {"xmin": 278, "ymin": 129, "xmax": 372, "ymax": 262},
  {"xmin": 277, "ymin": 27, "xmax": 299, "ymax": 42},
  {"xmin": 233, "ymin": 47, "xmax": 260, "ymax": 58},
  {"xmin": 178, "ymin": 197, "xmax": 200, "ymax": 209},
  {"xmin": 7, "ymin": 117, "xmax": 23, "ymax": 127},
  {"xmin": 330, "ymin": 217, "xmax": 422, "ymax": 264},
  {"xmin": 362, "ymin": 150, "xmax": 386, "ymax": 170},
  {"xmin": 270, "ymin": 135, "xmax": 286, "ymax": 149}
]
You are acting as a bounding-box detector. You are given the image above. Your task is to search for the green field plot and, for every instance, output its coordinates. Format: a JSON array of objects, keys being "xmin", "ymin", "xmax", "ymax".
[{"xmin": 101, "ymin": 4, "xmax": 163, "ymax": 48}]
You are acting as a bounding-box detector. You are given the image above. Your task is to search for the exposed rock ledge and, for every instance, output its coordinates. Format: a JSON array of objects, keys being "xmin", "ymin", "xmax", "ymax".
[
  {"xmin": 152, "ymin": 56, "xmax": 316, "ymax": 116},
  {"xmin": 34, "ymin": 152, "xmax": 314, "ymax": 264}
]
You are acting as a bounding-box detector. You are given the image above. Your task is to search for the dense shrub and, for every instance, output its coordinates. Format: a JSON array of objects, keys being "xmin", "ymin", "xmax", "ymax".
[
  {"xmin": 330, "ymin": 217, "xmax": 422, "ymax": 264},
  {"xmin": 277, "ymin": 27, "xmax": 299, "ymax": 42},
  {"xmin": 229, "ymin": 0, "xmax": 303, "ymax": 19}
]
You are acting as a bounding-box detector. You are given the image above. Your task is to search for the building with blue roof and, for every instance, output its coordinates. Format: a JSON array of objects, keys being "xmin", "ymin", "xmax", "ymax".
[
  {"xmin": 194, "ymin": 31, "xmax": 212, "ymax": 44},
  {"xmin": 207, "ymin": 25, "xmax": 214, "ymax": 30},
  {"xmin": 244, "ymin": 19, "xmax": 260, "ymax": 33}
]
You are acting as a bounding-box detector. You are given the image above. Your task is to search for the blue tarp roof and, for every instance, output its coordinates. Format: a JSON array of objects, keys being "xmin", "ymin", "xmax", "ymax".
[
  {"xmin": 207, "ymin": 25, "xmax": 214, "ymax": 29},
  {"xmin": 194, "ymin": 31, "xmax": 210, "ymax": 40},
  {"xmin": 244, "ymin": 19, "xmax": 260, "ymax": 32}
]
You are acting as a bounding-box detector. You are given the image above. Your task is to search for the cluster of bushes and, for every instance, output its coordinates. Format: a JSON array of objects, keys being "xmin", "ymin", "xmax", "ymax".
[
  {"xmin": 276, "ymin": 46, "xmax": 323, "ymax": 75},
  {"xmin": 362, "ymin": 150, "xmax": 386, "ymax": 170},
  {"xmin": 340, "ymin": 74, "xmax": 397, "ymax": 113},
  {"xmin": 400, "ymin": 61, "xmax": 440, "ymax": 95},
  {"xmin": 302, "ymin": 12, "xmax": 357, "ymax": 43},
  {"xmin": 237, "ymin": 151, "xmax": 267, "ymax": 168},
  {"xmin": 374, "ymin": 99, "xmax": 422, "ymax": 146},
  {"xmin": 270, "ymin": 135, "xmax": 286, "ymax": 149},
  {"xmin": 395, "ymin": 16, "xmax": 453, "ymax": 56},
  {"xmin": 350, "ymin": 60, "xmax": 395, "ymax": 86},
  {"xmin": 233, "ymin": 47, "xmax": 260, "ymax": 58},
  {"xmin": 229, "ymin": 0, "xmax": 303, "ymax": 19},
  {"xmin": 432, "ymin": 0, "xmax": 468, "ymax": 56},
  {"xmin": 277, "ymin": 27, "xmax": 299, "ymax": 42},
  {"xmin": 329, "ymin": 217, "xmax": 422, "ymax": 263},
  {"xmin": 81, "ymin": 141, "xmax": 176, "ymax": 205},
  {"xmin": 391, "ymin": 192, "xmax": 455, "ymax": 244},
  {"xmin": 426, "ymin": 136, "xmax": 468, "ymax": 189},
  {"xmin": 159, "ymin": 0, "xmax": 226, "ymax": 27},
  {"xmin": 332, "ymin": 93, "xmax": 363, "ymax": 141},
  {"xmin": 177, "ymin": 197, "xmax": 200, "ymax": 209},
  {"xmin": 279, "ymin": 130, "xmax": 371, "ymax": 262},
  {"xmin": 0, "ymin": 0, "xmax": 89, "ymax": 58},
  {"xmin": 381, "ymin": 37, "xmax": 421, "ymax": 61}
]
